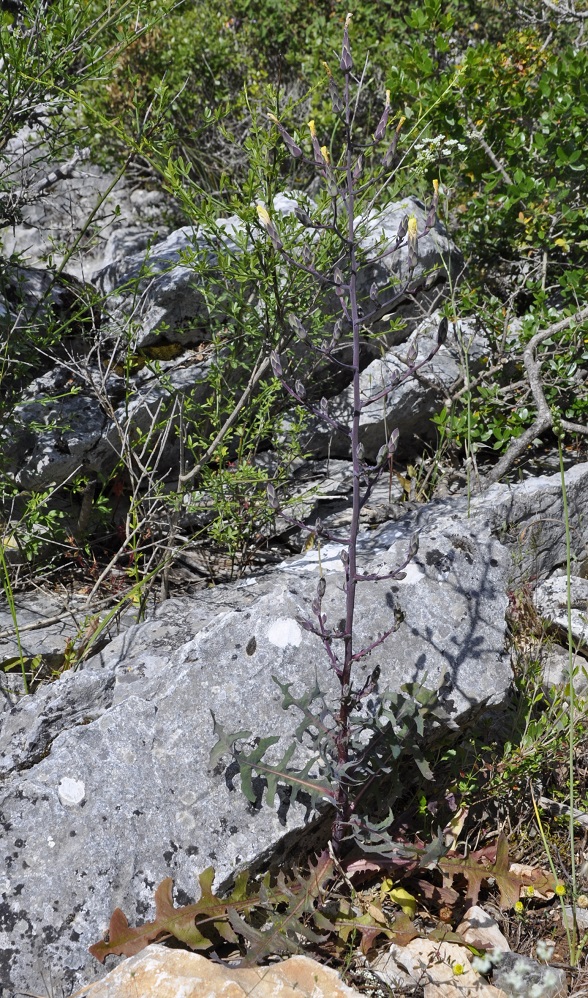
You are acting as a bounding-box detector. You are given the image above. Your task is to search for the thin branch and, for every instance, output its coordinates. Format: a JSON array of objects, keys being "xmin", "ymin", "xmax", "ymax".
[
  {"xmin": 482, "ymin": 305, "xmax": 588, "ymax": 486},
  {"xmin": 466, "ymin": 117, "xmax": 513, "ymax": 186}
]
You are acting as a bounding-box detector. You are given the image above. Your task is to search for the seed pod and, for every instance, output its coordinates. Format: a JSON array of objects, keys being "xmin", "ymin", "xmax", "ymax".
[
  {"xmin": 406, "ymin": 340, "xmax": 418, "ymax": 365},
  {"xmin": 369, "ymin": 281, "xmax": 379, "ymax": 302},
  {"xmin": 332, "ymin": 318, "xmax": 343, "ymax": 340},
  {"xmin": 317, "ymin": 577, "xmax": 326, "ymax": 598},
  {"xmin": 333, "ymin": 266, "xmax": 344, "ymax": 286},
  {"xmin": 295, "ymin": 379, "xmax": 306, "ymax": 400},
  {"xmin": 340, "ymin": 549, "xmax": 349, "ymax": 567},
  {"xmin": 319, "ymin": 397, "xmax": 329, "ymax": 416},
  {"xmin": 353, "ymin": 154, "xmax": 363, "ymax": 181},
  {"xmin": 388, "ymin": 427, "xmax": 400, "ymax": 453},
  {"xmin": 356, "ymin": 442, "xmax": 365, "ymax": 461}
]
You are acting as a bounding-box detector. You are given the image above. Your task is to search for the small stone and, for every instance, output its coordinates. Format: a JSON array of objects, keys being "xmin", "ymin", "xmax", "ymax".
[
  {"xmin": 491, "ymin": 951, "xmax": 567, "ymax": 997},
  {"xmin": 372, "ymin": 939, "xmax": 507, "ymax": 996},
  {"xmin": 83, "ymin": 945, "xmax": 362, "ymax": 997}
]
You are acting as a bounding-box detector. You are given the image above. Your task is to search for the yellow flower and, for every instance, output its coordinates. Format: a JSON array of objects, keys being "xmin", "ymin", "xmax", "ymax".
[
  {"xmin": 555, "ymin": 884, "xmax": 566, "ymax": 896},
  {"xmin": 267, "ymin": 112, "xmax": 278, "ymax": 123},
  {"xmin": 256, "ymin": 204, "xmax": 271, "ymax": 227},
  {"xmin": 407, "ymin": 216, "xmax": 418, "ymax": 239},
  {"xmin": 514, "ymin": 901, "xmax": 524, "ymax": 913},
  {"xmin": 385, "ymin": 89, "xmax": 391, "ymax": 107},
  {"xmin": 525, "ymin": 886, "xmax": 535, "ymax": 898},
  {"xmin": 320, "ymin": 145, "xmax": 330, "ymax": 164},
  {"xmin": 453, "ymin": 964, "xmax": 465, "ymax": 976},
  {"xmin": 308, "ymin": 120, "xmax": 317, "ymax": 138},
  {"xmin": 433, "ymin": 178, "xmax": 439, "ymax": 194}
]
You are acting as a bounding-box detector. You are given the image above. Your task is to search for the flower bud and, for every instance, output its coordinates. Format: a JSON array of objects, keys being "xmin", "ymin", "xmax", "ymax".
[
  {"xmin": 407, "ymin": 215, "xmax": 418, "ymax": 271},
  {"xmin": 270, "ymin": 350, "xmax": 282, "ymax": 378},
  {"xmin": 383, "ymin": 116, "xmax": 405, "ymax": 168},
  {"xmin": 256, "ymin": 204, "xmax": 271, "ymax": 227},
  {"xmin": 340, "ymin": 14, "xmax": 353, "ymax": 72},
  {"xmin": 267, "ymin": 482, "xmax": 279, "ymax": 509},
  {"xmin": 437, "ymin": 316, "xmax": 448, "ymax": 346},
  {"xmin": 288, "ymin": 313, "xmax": 307, "ymax": 339}
]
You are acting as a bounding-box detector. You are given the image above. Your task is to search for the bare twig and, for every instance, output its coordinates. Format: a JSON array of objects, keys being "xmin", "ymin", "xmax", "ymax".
[
  {"xmin": 482, "ymin": 304, "xmax": 588, "ymax": 486},
  {"xmin": 466, "ymin": 117, "xmax": 513, "ymax": 185}
]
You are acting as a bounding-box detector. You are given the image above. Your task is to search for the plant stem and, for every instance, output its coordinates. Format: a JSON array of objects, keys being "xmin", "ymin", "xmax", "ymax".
[{"xmin": 559, "ymin": 437, "xmax": 578, "ymax": 957}]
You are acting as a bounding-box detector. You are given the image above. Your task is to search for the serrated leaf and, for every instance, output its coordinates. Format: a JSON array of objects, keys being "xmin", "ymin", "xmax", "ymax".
[{"xmin": 90, "ymin": 868, "xmax": 261, "ymax": 963}]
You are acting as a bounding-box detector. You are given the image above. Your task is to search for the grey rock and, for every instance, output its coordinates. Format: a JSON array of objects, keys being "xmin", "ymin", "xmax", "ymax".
[
  {"xmin": 0, "ymin": 667, "xmax": 116, "ymax": 775},
  {"xmin": 297, "ymin": 310, "xmax": 488, "ymax": 460},
  {"xmin": 491, "ymin": 951, "xmax": 567, "ymax": 997},
  {"xmin": 535, "ymin": 575, "xmax": 588, "ymax": 651},
  {"xmin": 540, "ymin": 642, "xmax": 588, "ymax": 692},
  {"xmin": 0, "ymin": 592, "xmax": 89, "ymax": 663},
  {"xmin": 1, "ymin": 498, "xmax": 510, "ymax": 996},
  {"xmin": 96, "ymin": 192, "xmax": 461, "ymax": 350},
  {"xmin": 460, "ymin": 462, "xmax": 588, "ymax": 585},
  {"xmin": 1, "ymin": 131, "xmax": 173, "ymax": 278},
  {"xmin": 3, "ymin": 348, "xmax": 211, "ymax": 488}
]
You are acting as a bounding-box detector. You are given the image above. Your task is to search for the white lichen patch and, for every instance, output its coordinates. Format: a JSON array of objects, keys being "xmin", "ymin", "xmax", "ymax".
[
  {"xmin": 57, "ymin": 777, "xmax": 85, "ymax": 807},
  {"xmin": 267, "ymin": 617, "xmax": 302, "ymax": 649}
]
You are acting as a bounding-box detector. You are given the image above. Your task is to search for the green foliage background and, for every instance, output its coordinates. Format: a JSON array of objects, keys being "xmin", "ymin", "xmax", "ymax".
[{"xmin": 1, "ymin": 0, "xmax": 587, "ymax": 582}]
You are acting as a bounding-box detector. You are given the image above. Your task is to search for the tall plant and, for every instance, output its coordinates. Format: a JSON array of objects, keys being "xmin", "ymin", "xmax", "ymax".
[{"xmin": 212, "ymin": 14, "xmax": 450, "ymax": 856}]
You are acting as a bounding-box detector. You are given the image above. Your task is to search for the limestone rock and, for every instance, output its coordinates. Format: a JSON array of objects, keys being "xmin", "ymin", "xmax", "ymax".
[
  {"xmin": 78, "ymin": 946, "xmax": 362, "ymax": 998},
  {"xmin": 298, "ymin": 310, "xmax": 488, "ymax": 460},
  {"xmin": 372, "ymin": 938, "xmax": 507, "ymax": 996},
  {"xmin": 0, "ymin": 499, "xmax": 511, "ymax": 995},
  {"xmin": 468, "ymin": 463, "xmax": 588, "ymax": 584},
  {"xmin": 534, "ymin": 575, "xmax": 588, "ymax": 652},
  {"xmin": 95, "ymin": 192, "xmax": 462, "ymax": 351},
  {"xmin": 2, "ymin": 465, "xmax": 587, "ymax": 996},
  {"xmin": 491, "ymin": 951, "xmax": 567, "ymax": 997}
]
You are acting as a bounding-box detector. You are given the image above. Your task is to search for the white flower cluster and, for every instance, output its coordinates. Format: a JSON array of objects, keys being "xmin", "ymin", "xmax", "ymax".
[{"xmin": 412, "ymin": 133, "xmax": 468, "ymax": 165}]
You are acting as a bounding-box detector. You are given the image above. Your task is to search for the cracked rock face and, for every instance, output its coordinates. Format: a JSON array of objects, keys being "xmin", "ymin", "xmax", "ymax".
[
  {"xmin": 1, "ymin": 464, "xmax": 586, "ymax": 993},
  {"xmin": 0, "ymin": 494, "xmax": 513, "ymax": 996}
]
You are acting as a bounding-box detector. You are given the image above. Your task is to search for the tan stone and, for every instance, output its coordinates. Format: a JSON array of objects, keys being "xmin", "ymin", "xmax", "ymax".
[
  {"xmin": 76, "ymin": 945, "xmax": 362, "ymax": 998},
  {"xmin": 372, "ymin": 939, "xmax": 508, "ymax": 998}
]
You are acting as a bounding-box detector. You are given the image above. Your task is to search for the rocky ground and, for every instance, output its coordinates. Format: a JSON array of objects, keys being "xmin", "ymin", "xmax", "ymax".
[{"xmin": 1, "ymin": 151, "xmax": 588, "ymax": 997}]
